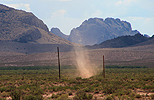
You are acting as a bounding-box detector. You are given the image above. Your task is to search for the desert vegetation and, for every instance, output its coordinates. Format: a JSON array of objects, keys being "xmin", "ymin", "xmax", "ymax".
[{"xmin": 0, "ymin": 66, "xmax": 154, "ymax": 100}]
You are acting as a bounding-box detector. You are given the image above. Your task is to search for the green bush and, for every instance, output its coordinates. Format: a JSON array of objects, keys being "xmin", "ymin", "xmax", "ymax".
[
  {"xmin": 0, "ymin": 87, "xmax": 6, "ymax": 92},
  {"xmin": 58, "ymin": 94, "xmax": 69, "ymax": 99},
  {"xmin": 11, "ymin": 90, "xmax": 22, "ymax": 100},
  {"xmin": 103, "ymin": 84, "xmax": 116, "ymax": 94},
  {"xmin": 22, "ymin": 94, "xmax": 43, "ymax": 100},
  {"xmin": 1, "ymin": 91, "xmax": 10, "ymax": 97},
  {"xmin": 68, "ymin": 92, "xmax": 73, "ymax": 96},
  {"xmin": 83, "ymin": 87, "xmax": 91, "ymax": 92},
  {"xmin": 51, "ymin": 93, "xmax": 60, "ymax": 99},
  {"xmin": 129, "ymin": 92, "xmax": 136, "ymax": 98},
  {"xmin": 76, "ymin": 77, "xmax": 82, "ymax": 80},
  {"xmin": 87, "ymin": 94, "xmax": 93, "ymax": 99},
  {"xmin": 142, "ymin": 85, "xmax": 154, "ymax": 89},
  {"xmin": 73, "ymin": 91, "xmax": 93, "ymax": 100},
  {"xmin": 5, "ymin": 86, "xmax": 16, "ymax": 92},
  {"xmin": 94, "ymin": 91, "xmax": 99, "ymax": 94},
  {"xmin": 135, "ymin": 94, "xmax": 142, "ymax": 98},
  {"xmin": 151, "ymin": 94, "xmax": 154, "ymax": 99},
  {"xmin": 73, "ymin": 91, "xmax": 87, "ymax": 100},
  {"xmin": 106, "ymin": 96, "xmax": 113, "ymax": 100},
  {"xmin": 105, "ymin": 65, "xmax": 147, "ymax": 68}
]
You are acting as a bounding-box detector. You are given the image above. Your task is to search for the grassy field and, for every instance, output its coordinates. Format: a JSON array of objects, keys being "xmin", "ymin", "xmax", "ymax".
[{"xmin": 0, "ymin": 66, "xmax": 154, "ymax": 100}]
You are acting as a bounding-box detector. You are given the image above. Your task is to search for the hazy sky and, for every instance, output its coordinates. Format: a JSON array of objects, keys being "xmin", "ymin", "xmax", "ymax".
[{"xmin": 1, "ymin": 0, "xmax": 154, "ymax": 36}]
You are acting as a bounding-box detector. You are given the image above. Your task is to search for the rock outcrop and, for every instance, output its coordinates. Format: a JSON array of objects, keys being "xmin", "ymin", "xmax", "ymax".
[{"xmin": 68, "ymin": 18, "xmax": 139, "ymax": 45}]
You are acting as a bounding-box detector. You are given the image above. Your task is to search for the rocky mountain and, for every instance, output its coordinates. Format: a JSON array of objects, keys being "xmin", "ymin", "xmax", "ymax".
[
  {"xmin": 50, "ymin": 28, "xmax": 69, "ymax": 40},
  {"xmin": 86, "ymin": 33, "xmax": 151, "ymax": 49},
  {"xmin": 68, "ymin": 18, "xmax": 139, "ymax": 45},
  {"xmin": 0, "ymin": 4, "xmax": 73, "ymax": 45}
]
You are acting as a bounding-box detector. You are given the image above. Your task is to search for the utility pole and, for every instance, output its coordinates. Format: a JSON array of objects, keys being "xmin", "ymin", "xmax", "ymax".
[
  {"xmin": 103, "ymin": 55, "xmax": 105, "ymax": 78},
  {"xmin": 57, "ymin": 47, "xmax": 61, "ymax": 79}
]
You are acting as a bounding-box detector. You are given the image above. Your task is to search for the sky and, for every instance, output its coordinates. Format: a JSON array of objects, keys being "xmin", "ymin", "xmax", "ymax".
[{"xmin": 1, "ymin": 0, "xmax": 154, "ymax": 36}]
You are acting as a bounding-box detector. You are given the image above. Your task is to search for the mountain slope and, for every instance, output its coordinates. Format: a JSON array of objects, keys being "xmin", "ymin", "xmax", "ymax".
[
  {"xmin": 0, "ymin": 4, "xmax": 48, "ymax": 41},
  {"xmin": 133, "ymin": 35, "xmax": 154, "ymax": 46},
  {"xmin": 87, "ymin": 33, "xmax": 149, "ymax": 49},
  {"xmin": 50, "ymin": 28, "xmax": 69, "ymax": 40},
  {"xmin": 0, "ymin": 4, "xmax": 73, "ymax": 45},
  {"xmin": 68, "ymin": 18, "xmax": 139, "ymax": 45}
]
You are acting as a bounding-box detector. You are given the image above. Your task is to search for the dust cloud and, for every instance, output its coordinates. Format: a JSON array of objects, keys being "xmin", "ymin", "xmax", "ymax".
[{"xmin": 72, "ymin": 46, "xmax": 96, "ymax": 78}]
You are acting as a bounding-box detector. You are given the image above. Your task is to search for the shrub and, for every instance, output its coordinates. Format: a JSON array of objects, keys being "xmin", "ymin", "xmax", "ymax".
[
  {"xmin": 68, "ymin": 92, "xmax": 73, "ymax": 96},
  {"xmin": 58, "ymin": 94, "xmax": 69, "ymax": 99},
  {"xmin": 76, "ymin": 77, "xmax": 82, "ymax": 80},
  {"xmin": 114, "ymin": 89, "xmax": 125, "ymax": 96},
  {"xmin": 151, "ymin": 94, "xmax": 154, "ymax": 99},
  {"xmin": 72, "ymin": 85, "xmax": 80, "ymax": 90},
  {"xmin": 130, "ymin": 92, "xmax": 136, "ymax": 97},
  {"xmin": 22, "ymin": 94, "xmax": 43, "ymax": 100},
  {"xmin": 83, "ymin": 87, "xmax": 91, "ymax": 92},
  {"xmin": 106, "ymin": 96, "xmax": 113, "ymax": 100},
  {"xmin": 135, "ymin": 94, "xmax": 142, "ymax": 98},
  {"xmin": 11, "ymin": 90, "xmax": 22, "ymax": 100},
  {"xmin": 87, "ymin": 94, "xmax": 93, "ymax": 99},
  {"xmin": 94, "ymin": 91, "xmax": 99, "ymax": 94},
  {"xmin": 69, "ymin": 79, "xmax": 77, "ymax": 84},
  {"xmin": 1, "ymin": 91, "xmax": 10, "ymax": 97},
  {"xmin": 29, "ymin": 88, "xmax": 44, "ymax": 96},
  {"xmin": 73, "ymin": 91, "xmax": 87, "ymax": 100},
  {"xmin": 5, "ymin": 86, "xmax": 16, "ymax": 92},
  {"xmin": 103, "ymin": 84, "xmax": 116, "ymax": 94},
  {"xmin": 142, "ymin": 85, "xmax": 154, "ymax": 89},
  {"xmin": 125, "ymin": 89, "xmax": 131, "ymax": 95},
  {"xmin": 0, "ymin": 87, "xmax": 6, "ymax": 92},
  {"xmin": 51, "ymin": 93, "xmax": 60, "ymax": 99},
  {"xmin": 52, "ymin": 86, "xmax": 58, "ymax": 92},
  {"xmin": 73, "ymin": 91, "xmax": 93, "ymax": 100}
]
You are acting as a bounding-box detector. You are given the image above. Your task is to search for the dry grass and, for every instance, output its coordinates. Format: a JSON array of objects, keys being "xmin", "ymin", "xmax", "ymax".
[{"xmin": 0, "ymin": 44, "xmax": 154, "ymax": 68}]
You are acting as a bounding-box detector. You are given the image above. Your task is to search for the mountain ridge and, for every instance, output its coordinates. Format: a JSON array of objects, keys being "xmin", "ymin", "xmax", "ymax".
[
  {"xmin": 0, "ymin": 4, "xmax": 78, "ymax": 54},
  {"xmin": 50, "ymin": 28, "xmax": 69, "ymax": 40},
  {"xmin": 0, "ymin": 4, "xmax": 74, "ymax": 45},
  {"xmin": 68, "ymin": 18, "xmax": 140, "ymax": 45},
  {"xmin": 51, "ymin": 18, "xmax": 140, "ymax": 45},
  {"xmin": 86, "ymin": 33, "xmax": 154, "ymax": 49}
]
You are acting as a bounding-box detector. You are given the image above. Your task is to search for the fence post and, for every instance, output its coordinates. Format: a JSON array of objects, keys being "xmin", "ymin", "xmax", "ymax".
[
  {"xmin": 57, "ymin": 47, "xmax": 61, "ymax": 79},
  {"xmin": 103, "ymin": 55, "xmax": 105, "ymax": 78}
]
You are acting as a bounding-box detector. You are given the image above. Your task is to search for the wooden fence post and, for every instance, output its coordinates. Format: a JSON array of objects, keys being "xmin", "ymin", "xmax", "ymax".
[
  {"xmin": 57, "ymin": 47, "xmax": 61, "ymax": 79},
  {"xmin": 103, "ymin": 55, "xmax": 105, "ymax": 78}
]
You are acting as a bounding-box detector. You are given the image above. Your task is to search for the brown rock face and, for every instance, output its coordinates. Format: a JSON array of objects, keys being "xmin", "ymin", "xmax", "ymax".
[
  {"xmin": 0, "ymin": 4, "xmax": 48, "ymax": 42},
  {"xmin": 0, "ymin": 4, "xmax": 74, "ymax": 45}
]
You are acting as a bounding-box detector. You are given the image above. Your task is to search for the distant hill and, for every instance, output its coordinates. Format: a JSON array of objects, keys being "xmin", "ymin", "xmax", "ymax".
[
  {"xmin": 87, "ymin": 33, "xmax": 150, "ymax": 49},
  {"xmin": 68, "ymin": 18, "xmax": 139, "ymax": 45},
  {"xmin": 50, "ymin": 28, "xmax": 69, "ymax": 40},
  {"xmin": 133, "ymin": 35, "xmax": 154, "ymax": 46},
  {"xmin": 0, "ymin": 4, "xmax": 73, "ymax": 45}
]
